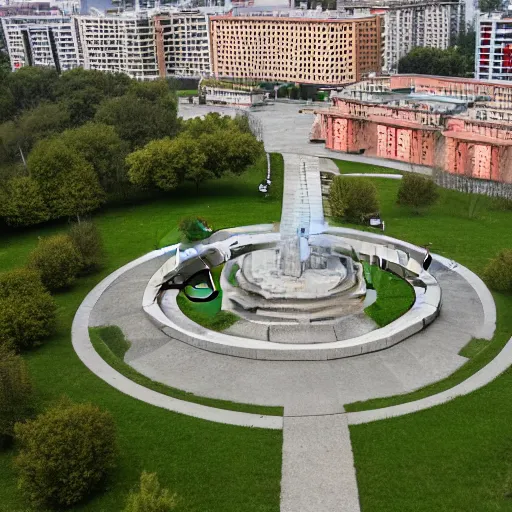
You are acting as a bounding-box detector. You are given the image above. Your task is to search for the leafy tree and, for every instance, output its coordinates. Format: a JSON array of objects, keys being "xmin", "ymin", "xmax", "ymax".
[
  {"xmin": 55, "ymin": 68, "xmax": 131, "ymax": 126},
  {"xmin": 127, "ymin": 135, "xmax": 207, "ymax": 191},
  {"xmin": 0, "ymin": 268, "xmax": 56, "ymax": 352},
  {"xmin": 483, "ymin": 249, "xmax": 512, "ymax": 292},
  {"xmin": 124, "ymin": 472, "xmax": 177, "ymax": 512},
  {"xmin": 398, "ymin": 47, "xmax": 472, "ymax": 78},
  {"xmin": 69, "ymin": 221, "xmax": 105, "ymax": 274},
  {"xmin": 95, "ymin": 84, "xmax": 178, "ymax": 149},
  {"xmin": 14, "ymin": 399, "xmax": 117, "ymax": 509},
  {"xmin": 127, "ymin": 137, "xmax": 179, "ymax": 189},
  {"xmin": 4, "ymin": 66, "xmax": 58, "ymax": 113},
  {"xmin": 28, "ymin": 234, "xmax": 83, "ymax": 291},
  {"xmin": 0, "ymin": 85, "xmax": 15, "ymax": 123},
  {"xmin": 0, "ymin": 176, "xmax": 49, "ymax": 227},
  {"xmin": 27, "ymin": 137, "xmax": 105, "ymax": 220},
  {"xmin": 0, "ymin": 345, "xmax": 33, "ymax": 448},
  {"xmin": 59, "ymin": 122, "xmax": 128, "ymax": 191},
  {"xmin": 224, "ymin": 131, "xmax": 263, "ymax": 175},
  {"xmin": 479, "ymin": 0, "xmax": 502, "ymax": 11},
  {"xmin": 397, "ymin": 173, "xmax": 439, "ymax": 213},
  {"xmin": 329, "ymin": 177, "xmax": 380, "ymax": 223}
]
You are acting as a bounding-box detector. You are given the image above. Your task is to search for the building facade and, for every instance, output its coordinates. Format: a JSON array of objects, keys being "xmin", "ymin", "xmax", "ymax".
[
  {"xmin": 209, "ymin": 13, "xmax": 381, "ymax": 85},
  {"xmin": 311, "ymin": 75, "xmax": 512, "ymax": 184},
  {"xmin": 1, "ymin": 15, "xmax": 81, "ymax": 71},
  {"xmin": 476, "ymin": 13, "xmax": 512, "ymax": 81},
  {"xmin": 154, "ymin": 10, "xmax": 211, "ymax": 78},
  {"xmin": 75, "ymin": 14, "xmax": 159, "ymax": 80},
  {"xmin": 338, "ymin": 0, "xmax": 464, "ymax": 73}
]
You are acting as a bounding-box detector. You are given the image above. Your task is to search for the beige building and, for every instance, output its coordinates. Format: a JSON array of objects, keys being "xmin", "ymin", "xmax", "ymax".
[{"xmin": 209, "ymin": 14, "xmax": 381, "ymax": 85}]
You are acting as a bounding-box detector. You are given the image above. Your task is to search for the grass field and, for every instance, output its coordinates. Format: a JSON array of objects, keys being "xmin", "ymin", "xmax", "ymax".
[
  {"xmin": 0, "ymin": 154, "xmax": 284, "ymax": 512},
  {"xmin": 325, "ymin": 171, "xmax": 512, "ymax": 512}
]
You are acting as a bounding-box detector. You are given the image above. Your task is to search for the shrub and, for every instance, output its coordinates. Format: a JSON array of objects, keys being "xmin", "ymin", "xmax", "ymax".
[
  {"xmin": 14, "ymin": 399, "xmax": 117, "ymax": 509},
  {"xmin": 178, "ymin": 217, "xmax": 212, "ymax": 242},
  {"xmin": 483, "ymin": 249, "xmax": 512, "ymax": 292},
  {"xmin": 0, "ymin": 176, "xmax": 50, "ymax": 227},
  {"xmin": 0, "ymin": 268, "xmax": 56, "ymax": 352},
  {"xmin": 328, "ymin": 177, "xmax": 379, "ymax": 223},
  {"xmin": 124, "ymin": 471, "xmax": 177, "ymax": 512},
  {"xmin": 397, "ymin": 173, "xmax": 439, "ymax": 212},
  {"xmin": 69, "ymin": 221, "xmax": 104, "ymax": 274},
  {"xmin": 0, "ymin": 345, "xmax": 33, "ymax": 448},
  {"xmin": 28, "ymin": 234, "xmax": 82, "ymax": 291}
]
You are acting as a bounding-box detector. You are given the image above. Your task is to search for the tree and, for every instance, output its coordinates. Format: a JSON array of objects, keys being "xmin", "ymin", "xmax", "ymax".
[
  {"xmin": 479, "ymin": 0, "xmax": 502, "ymax": 12},
  {"xmin": 14, "ymin": 399, "xmax": 117, "ymax": 509},
  {"xmin": 398, "ymin": 47, "xmax": 471, "ymax": 78},
  {"xmin": 95, "ymin": 85, "xmax": 178, "ymax": 149},
  {"xmin": 28, "ymin": 234, "xmax": 83, "ymax": 291},
  {"xmin": 0, "ymin": 85, "xmax": 15, "ymax": 123},
  {"xmin": 397, "ymin": 173, "xmax": 439, "ymax": 213},
  {"xmin": 329, "ymin": 177, "xmax": 380, "ymax": 223},
  {"xmin": 4, "ymin": 66, "xmax": 58, "ymax": 113},
  {"xmin": 483, "ymin": 249, "xmax": 512, "ymax": 292},
  {"xmin": 0, "ymin": 176, "xmax": 50, "ymax": 227},
  {"xmin": 124, "ymin": 472, "xmax": 177, "ymax": 512},
  {"xmin": 0, "ymin": 345, "xmax": 33, "ymax": 448},
  {"xmin": 127, "ymin": 135, "xmax": 207, "ymax": 192},
  {"xmin": 59, "ymin": 122, "xmax": 128, "ymax": 191},
  {"xmin": 0, "ymin": 268, "xmax": 56, "ymax": 352},
  {"xmin": 27, "ymin": 137, "xmax": 105, "ymax": 220},
  {"xmin": 69, "ymin": 221, "xmax": 105, "ymax": 274},
  {"xmin": 224, "ymin": 131, "xmax": 263, "ymax": 175},
  {"xmin": 55, "ymin": 68, "xmax": 131, "ymax": 126}
]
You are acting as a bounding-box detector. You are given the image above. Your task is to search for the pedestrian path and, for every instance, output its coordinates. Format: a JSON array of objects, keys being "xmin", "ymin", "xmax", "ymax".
[
  {"xmin": 280, "ymin": 153, "xmax": 325, "ymax": 238},
  {"xmin": 280, "ymin": 415, "xmax": 360, "ymax": 512}
]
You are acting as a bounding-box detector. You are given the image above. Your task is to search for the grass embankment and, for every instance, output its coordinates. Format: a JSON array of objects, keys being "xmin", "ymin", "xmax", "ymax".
[
  {"xmin": 333, "ymin": 159, "xmax": 403, "ymax": 174},
  {"xmin": 362, "ymin": 263, "xmax": 415, "ymax": 327},
  {"xmin": 325, "ymin": 169, "xmax": 512, "ymax": 512},
  {"xmin": 0, "ymin": 154, "xmax": 284, "ymax": 512},
  {"xmin": 90, "ymin": 326, "xmax": 282, "ymax": 416},
  {"xmin": 176, "ymin": 89, "xmax": 198, "ymax": 97}
]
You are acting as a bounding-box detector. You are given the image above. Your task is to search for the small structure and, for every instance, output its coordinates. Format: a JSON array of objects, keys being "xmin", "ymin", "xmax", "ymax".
[{"xmin": 199, "ymin": 78, "xmax": 266, "ymax": 107}]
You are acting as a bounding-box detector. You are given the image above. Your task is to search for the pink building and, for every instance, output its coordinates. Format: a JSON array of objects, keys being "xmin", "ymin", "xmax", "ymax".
[{"xmin": 312, "ymin": 75, "xmax": 512, "ymax": 183}]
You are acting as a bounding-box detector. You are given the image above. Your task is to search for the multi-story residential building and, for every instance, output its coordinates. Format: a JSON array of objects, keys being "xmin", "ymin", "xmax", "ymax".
[
  {"xmin": 209, "ymin": 12, "xmax": 381, "ymax": 85},
  {"xmin": 338, "ymin": 0, "xmax": 464, "ymax": 73},
  {"xmin": 154, "ymin": 10, "xmax": 211, "ymax": 78},
  {"xmin": 75, "ymin": 13, "xmax": 159, "ymax": 80},
  {"xmin": 1, "ymin": 15, "xmax": 81, "ymax": 71},
  {"xmin": 476, "ymin": 13, "xmax": 512, "ymax": 81}
]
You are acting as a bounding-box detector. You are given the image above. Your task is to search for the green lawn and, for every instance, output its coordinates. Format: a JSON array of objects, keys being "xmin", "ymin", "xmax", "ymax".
[
  {"xmin": 176, "ymin": 89, "xmax": 198, "ymax": 97},
  {"xmin": 363, "ymin": 263, "xmax": 415, "ymax": 327},
  {"xmin": 332, "ymin": 159, "xmax": 402, "ymax": 174},
  {"xmin": 0, "ymin": 154, "xmax": 284, "ymax": 512},
  {"xmin": 324, "ymin": 170, "xmax": 512, "ymax": 512}
]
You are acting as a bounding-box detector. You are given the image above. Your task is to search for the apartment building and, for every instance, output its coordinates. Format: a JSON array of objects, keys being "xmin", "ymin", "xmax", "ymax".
[
  {"xmin": 338, "ymin": 0, "xmax": 464, "ymax": 73},
  {"xmin": 1, "ymin": 15, "xmax": 81, "ymax": 71},
  {"xmin": 154, "ymin": 10, "xmax": 211, "ymax": 78},
  {"xmin": 209, "ymin": 13, "xmax": 381, "ymax": 85},
  {"xmin": 75, "ymin": 13, "xmax": 159, "ymax": 80},
  {"xmin": 476, "ymin": 13, "xmax": 512, "ymax": 81}
]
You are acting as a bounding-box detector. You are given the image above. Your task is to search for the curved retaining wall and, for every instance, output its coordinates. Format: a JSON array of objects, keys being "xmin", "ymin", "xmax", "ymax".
[{"xmin": 143, "ymin": 227, "xmax": 444, "ymax": 361}]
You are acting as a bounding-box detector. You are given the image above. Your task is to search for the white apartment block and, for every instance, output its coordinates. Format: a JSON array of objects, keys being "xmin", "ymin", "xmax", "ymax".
[
  {"xmin": 154, "ymin": 10, "xmax": 211, "ymax": 78},
  {"xmin": 1, "ymin": 15, "xmax": 81, "ymax": 71},
  {"xmin": 476, "ymin": 13, "xmax": 512, "ymax": 81},
  {"xmin": 339, "ymin": 0, "xmax": 464, "ymax": 73},
  {"xmin": 75, "ymin": 14, "xmax": 159, "ymax": 80}
]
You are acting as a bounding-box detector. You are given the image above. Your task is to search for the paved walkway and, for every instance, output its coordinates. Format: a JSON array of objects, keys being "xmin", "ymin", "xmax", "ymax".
[{"xmin": 281, "ymin": 415, "xmax": 360, "ymax": 512}]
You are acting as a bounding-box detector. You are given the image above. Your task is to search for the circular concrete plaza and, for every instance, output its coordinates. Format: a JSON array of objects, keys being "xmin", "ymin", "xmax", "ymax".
[{"xmin": 87, "ymin": 247, "xmax": 486, "ymax": 417}]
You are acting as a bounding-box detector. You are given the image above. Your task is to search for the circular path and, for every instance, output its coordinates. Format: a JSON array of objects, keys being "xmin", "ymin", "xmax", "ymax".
[{"xmin": 89, "ymin": 253, "xmax": 485, "ymax": 417}]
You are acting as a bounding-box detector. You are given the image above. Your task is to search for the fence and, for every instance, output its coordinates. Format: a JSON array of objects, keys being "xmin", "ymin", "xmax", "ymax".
[{"xmin": 434, "ymin": 170, "xmax": 512, "ymax": 199}]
